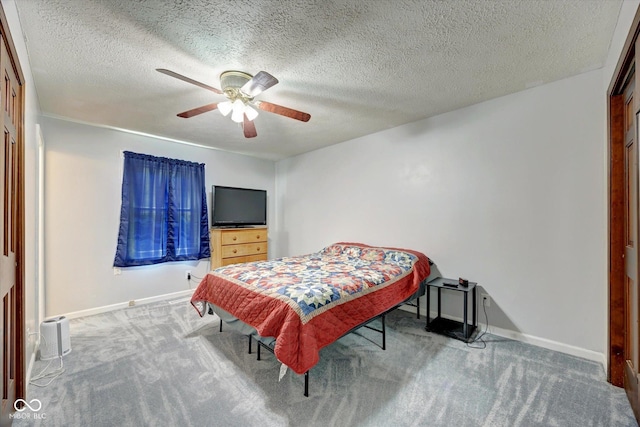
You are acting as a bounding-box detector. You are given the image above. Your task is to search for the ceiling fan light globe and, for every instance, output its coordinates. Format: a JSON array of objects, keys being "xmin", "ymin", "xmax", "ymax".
[
  {"xmin": 218, "ymin": 101, "xmax": 232, "ymax": 116},
  {"xmin": 231, "ymin": 111, "xmax": 244, "ymax": 123},
  {"xmin": 231, "ymin": 99, "xmax": 245, "ymax": 123},
  {"xmin": 245, "ymin": 106, "xmax": 259, "ymax": 121}
]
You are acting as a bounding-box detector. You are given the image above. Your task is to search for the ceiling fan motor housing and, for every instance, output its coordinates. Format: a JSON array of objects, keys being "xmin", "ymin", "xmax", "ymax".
[{"xmin": 220, "ymin": 70, "xmax": 253, "ymax": 100}]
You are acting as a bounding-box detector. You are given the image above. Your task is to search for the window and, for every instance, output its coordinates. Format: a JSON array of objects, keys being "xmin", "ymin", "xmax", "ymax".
[{"xmin": 114, "ymin": 151, "xmax": 210, "ymax": 267}]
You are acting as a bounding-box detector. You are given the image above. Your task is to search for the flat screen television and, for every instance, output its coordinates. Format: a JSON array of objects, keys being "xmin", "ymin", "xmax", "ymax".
[{"xmin": 211, "ymin": 185, "xmax": 267, "ymax": 227}]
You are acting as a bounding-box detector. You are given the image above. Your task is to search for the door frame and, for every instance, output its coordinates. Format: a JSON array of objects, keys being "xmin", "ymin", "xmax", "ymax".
[
  {"xmin": 0, "ymin": 1, "xmax": 25, "ymax": 409},
  {"xmin": 609, "ymin": 2, "xmax": 640, "ymax": 406}
]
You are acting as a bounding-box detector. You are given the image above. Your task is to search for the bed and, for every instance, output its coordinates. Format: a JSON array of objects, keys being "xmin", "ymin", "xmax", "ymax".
[{"xmin": 190, "ymin": 242, "xmax": 433, "ymax": 394}]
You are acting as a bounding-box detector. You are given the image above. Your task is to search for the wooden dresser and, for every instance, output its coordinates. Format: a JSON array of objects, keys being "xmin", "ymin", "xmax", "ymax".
[{"xmin": 210, "ymin": 227, "xmax": 268, "ymax": 268}]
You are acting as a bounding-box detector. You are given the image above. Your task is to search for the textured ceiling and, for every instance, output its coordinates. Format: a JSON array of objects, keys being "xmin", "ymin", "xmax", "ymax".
[{"xmin": 15, "ymin": 0, "xmax": 622, "ymax": 160}]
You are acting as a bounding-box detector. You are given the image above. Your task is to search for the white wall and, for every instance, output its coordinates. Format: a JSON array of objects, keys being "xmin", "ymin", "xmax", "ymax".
[
  {"xmin": 42, "ymin": 116, "xmax": 275, "ymax": 316},
  {"xmin": 276, "ymin": 69, "xmax": 606, "ymax": 359}
]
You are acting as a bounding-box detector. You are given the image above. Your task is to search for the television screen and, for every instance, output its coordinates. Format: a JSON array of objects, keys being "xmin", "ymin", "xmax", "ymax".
[{"xmin": 212, "ymin": 185, "xmax": 267, "ymax": 227}]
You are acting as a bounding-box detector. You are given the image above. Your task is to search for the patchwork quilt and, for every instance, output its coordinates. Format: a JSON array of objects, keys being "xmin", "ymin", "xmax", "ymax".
[{"xmin": 191, "ymin": 242, "xmax": 431, "ymax": 374}]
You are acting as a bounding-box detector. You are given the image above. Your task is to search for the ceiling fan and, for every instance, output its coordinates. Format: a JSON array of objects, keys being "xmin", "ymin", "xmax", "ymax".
[{"xmin": 156, "ymin": 68, "xmax": 311, "ymax": 138}]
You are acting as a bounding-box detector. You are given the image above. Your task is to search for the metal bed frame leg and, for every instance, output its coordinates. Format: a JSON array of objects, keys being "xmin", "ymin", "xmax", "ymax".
[
  {"xmin": 255, "ymin": 340, "xmax": 310, "ymax": 397},
  {"xmin": 362, "ymin": 311, "xmax": 390, "ymax": 350},
  {"xmin": 382, "ymin": 314, "xmax": 386, "ymax": 350},
  {"xmin": 416, "ymin": 296, "xmax": 420, "ymax": 319},
  {"xmin": 304, "ymin": 371, "xmax": 309, "ymax": 397},
  {"xmin": 219, "ymin": 319, "xmax": 223, "ymax": 332},
  {"xmin": 248, "ymin": 335, "xmax": 252, "ymax": 354}
]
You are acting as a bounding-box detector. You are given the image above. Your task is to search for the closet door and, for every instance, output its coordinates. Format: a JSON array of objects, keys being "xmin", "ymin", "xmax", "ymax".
[
  {"xmin": 623, "ymin": 74, "xmax": 640, "ymax": 418},
  {"xmin": 0, "ymin": 16, "xmax": 23, "ymax": 423},
  {"xmin": 0, "ymin": 34, "xmax": 16, "ymax": 424}
]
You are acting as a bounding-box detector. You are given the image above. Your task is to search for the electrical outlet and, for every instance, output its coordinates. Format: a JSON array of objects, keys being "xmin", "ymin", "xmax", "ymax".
[
  {"xmin": 185, "ymin": 270, "xmax": 192, "ymax": 280},
  {"xmin": 481, "ymin": 293, "xmax": 490, "ymax": 307}
]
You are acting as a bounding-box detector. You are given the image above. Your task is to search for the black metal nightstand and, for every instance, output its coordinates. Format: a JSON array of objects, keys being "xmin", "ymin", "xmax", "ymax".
[{"xmin": 425, "ymin": 277, "xmax": 477, "ymax": 342}]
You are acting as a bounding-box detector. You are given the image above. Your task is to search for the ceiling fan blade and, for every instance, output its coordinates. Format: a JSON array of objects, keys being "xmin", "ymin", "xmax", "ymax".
[
  {"xmin": 255, "ymin": 101, "xmax": 311, "ymax": 122},
  {"xmin": 156, "ymin": 68, "xmax": 223, "ymax": 94},
  {"xmin": 241, "ymin": 71, "xmax": 279, "ymax": 97},
  {"xmin": 243, "ymin": 114, "xmax": 257, "ymax": 138},
  {"xmin": 177, "ymin": 103, "xmax": 219, "ymax": 118}
]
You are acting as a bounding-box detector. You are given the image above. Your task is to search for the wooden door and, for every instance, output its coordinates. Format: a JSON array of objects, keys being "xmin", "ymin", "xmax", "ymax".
[
  {"xmin": 0, "ymin": 30, "xmax": 21, "ymax": 424},
  {"xmin": 623, "ymin": 75, "xmax": 640, "ymax": 417},
  {"xmin": 608, "ymin": 5, "xmax": 640, "ymax": 423}
]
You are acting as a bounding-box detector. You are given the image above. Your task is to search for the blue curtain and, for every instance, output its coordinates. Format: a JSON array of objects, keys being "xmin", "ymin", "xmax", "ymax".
[{"xmin": 114, "ymin": 151, "xmax": 210, "ymax": 267}]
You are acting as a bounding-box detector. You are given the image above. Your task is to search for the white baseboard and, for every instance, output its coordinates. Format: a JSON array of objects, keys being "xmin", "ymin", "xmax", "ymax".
[
  {"xmin": 60, "ymin": 289, "xmax": 195, "ymax": 320},
  {"xmin": 485, "ymin": 323, "xmax": 606, "ymax": 367},
  {"xmin": 398, "ymin": 305, "xmax": 606, "ymax": 369},
  {"xmin": 24, "ymin": 347, "xmax": 37, "ymax": 396}
]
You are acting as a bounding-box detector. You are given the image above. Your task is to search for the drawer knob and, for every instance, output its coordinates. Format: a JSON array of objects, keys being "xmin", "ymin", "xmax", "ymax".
[
  {"xmin": 256, "ymin": 235, "xmax": 260, "ymax": 239},
  {"xmin": 233, "ymin": 237, "xmax": 237, "ymax": 241},
  {"xmin": 233, "ymin": 249, "xmax": 237, "ymax": 254},
  {"xmin": 257, "ymin": 247, "xmax": 260, "ymax": 252}
]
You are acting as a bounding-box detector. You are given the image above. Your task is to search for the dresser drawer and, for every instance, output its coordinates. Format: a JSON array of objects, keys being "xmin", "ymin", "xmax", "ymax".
[
  {"xmin": 221, "ymin": 242, "xmax": 267, "ymax": 258},
  {"xmin": 220, "ymin": 229, "xmax": 267, "ymax": 245},
  {"xmin": 221, "ymin": 254, "xmax": 267, "ymax": 266}
]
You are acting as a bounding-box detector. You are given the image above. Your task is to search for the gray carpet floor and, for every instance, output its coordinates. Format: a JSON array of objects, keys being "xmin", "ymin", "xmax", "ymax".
[{"xmin": 16, "ymin": 299, "xmax": 638, "ymax": 427}]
